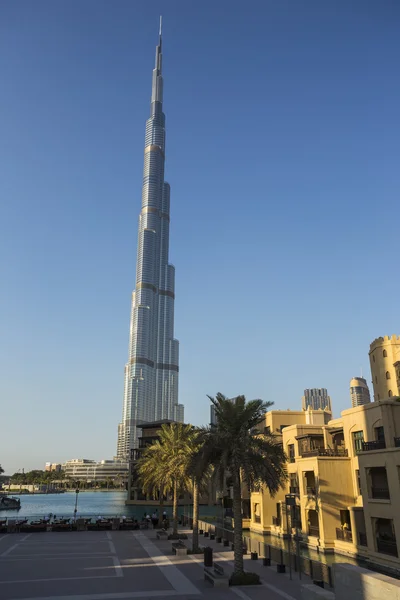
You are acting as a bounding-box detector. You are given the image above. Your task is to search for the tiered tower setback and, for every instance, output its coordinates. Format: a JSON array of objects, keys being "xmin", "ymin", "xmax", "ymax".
[{"xmin": 117, "ymin": 22, "xmax": 184, "ymax": 459}]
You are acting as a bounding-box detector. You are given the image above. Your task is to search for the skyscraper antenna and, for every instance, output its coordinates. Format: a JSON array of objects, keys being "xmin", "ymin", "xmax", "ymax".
[
  {"xmin": 159, "ymin": 15, "xmax": 162, "ymax": 38},
  {"xmin": 361, "ymin": 367, "xmax": 363, "ymax": 378}
]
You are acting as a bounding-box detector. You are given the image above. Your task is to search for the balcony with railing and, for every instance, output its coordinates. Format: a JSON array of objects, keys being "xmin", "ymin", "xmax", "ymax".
[
  {"xmin": 358, "ymin": 532, "xmax": 367, "ymax": 547},
  {"xmin": 361, "ymin": 440, "xmax": 386, "ymax": 452},
  {"xmin": 308, "ymin": 525, "xmax": 320, "ymax": 537},
  {"xmin": 336, "ymin": 528, "xmax": 353, "ymax": 543},
  {"xmin": 290, "ymin": 486, "xmax": 299, "ymax": 495},
  {"xmin": 377, "ymin": 538, "xmax": 398, "ymax": 557},
  {"xmin": 272, "ymin": 516, "xmax": 281, "ymax": 527},
  {"xmin": 368, "ymin": 467, "xmax": 390, "ymax": 501},
  {"xmin": 306, "ymin": 486, "xmax": 316, "ymax": 496},
  {"xmin": 254, "ymin": 515, "xmax": 261, "ymax": 524},
  {"xmin": 301, "ymin": 448, "xmax": 348, "ymax": 458},
  {"xmin": 297, "ymin": 434, "xmax": 325, "ymax": 458}
]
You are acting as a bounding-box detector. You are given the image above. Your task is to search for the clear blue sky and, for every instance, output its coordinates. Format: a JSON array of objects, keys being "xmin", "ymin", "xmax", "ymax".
[{"xmin": 1, "ymin": 1, "xmax": 399, "ymax": 474}]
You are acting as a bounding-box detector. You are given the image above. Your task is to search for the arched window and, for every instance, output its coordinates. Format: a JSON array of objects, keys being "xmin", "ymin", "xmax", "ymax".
[
  {"xmin": 386, "ymin": 371, "xmax": 391, "ymax": 380},
  {"xmin": 383, "ymin": 350, "xmax": 387, "ymax": 357},
  {"xmin": 388, "ymin": 390, "xmax": 393, "ymax": 397}
]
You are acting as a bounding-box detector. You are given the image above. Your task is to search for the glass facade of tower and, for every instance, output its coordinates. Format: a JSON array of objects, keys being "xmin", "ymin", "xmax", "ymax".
[
  {"xmin": 117, "ymin": 30, "xmax": 184, "ymax": 460},
  {"xmin": 350, "ymin": 377, "xmax": 371, "ymax": 408},
  {"xmin": 302, "ymin": 388, "xmax": 332, "ymax": 412}
]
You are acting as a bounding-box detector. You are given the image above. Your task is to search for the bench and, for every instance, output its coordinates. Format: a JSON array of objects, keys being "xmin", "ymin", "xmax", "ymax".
[
  {"xmin": 156, "ymin": 530, "xmax": 168, "ymax": 540},
  {"xmin": 171, "ymin": 542, "xmax": 187, "ymax": 556},
  {"xmin": 204, "ymin": 562, "xmax": 229, "ymax": 588}
]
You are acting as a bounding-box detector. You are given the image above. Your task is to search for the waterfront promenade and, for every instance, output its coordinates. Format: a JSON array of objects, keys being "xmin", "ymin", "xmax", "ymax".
[{"xmin": 0, "ymin": 527, "xmax": 307, "ymax": 600}]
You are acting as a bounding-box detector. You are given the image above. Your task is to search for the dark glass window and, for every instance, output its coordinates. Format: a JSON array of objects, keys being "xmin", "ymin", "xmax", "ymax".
[
  {"xmin": 375, "ymin": 427, "xmax": 385, "ymax": 442},
  {"xmin": 356, "ymin": 470, "xmax": 361, "ymax": 494},
  {"xmin": 353, "ymin": 431, "xmax": 364, "ymax": 453},
  {"xmin": 288, "ymin": 444, "xmax": 295, "ymax": 462}
]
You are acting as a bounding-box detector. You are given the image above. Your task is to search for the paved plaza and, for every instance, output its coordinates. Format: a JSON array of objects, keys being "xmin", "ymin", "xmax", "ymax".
[{"xmin": 0, "ymin": 528, "xmax": 306, "ymax": 600}]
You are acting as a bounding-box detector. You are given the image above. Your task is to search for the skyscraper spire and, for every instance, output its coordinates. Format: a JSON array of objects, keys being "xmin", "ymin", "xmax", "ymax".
[
  {"xmin": 152, "ymin": 18, "xmax": 163, "ymax": 103},
  {"xmin": 117, "ymin": 22, "xmax": 184, "ymax": 460}
]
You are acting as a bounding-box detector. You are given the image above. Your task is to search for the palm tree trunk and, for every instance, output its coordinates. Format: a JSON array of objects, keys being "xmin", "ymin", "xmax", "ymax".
[
  {"xmin": 232, "ymin": 469, "xmax": 244, "ymax": 574},
  {"xmin": 158, "ymin": 489, "xmax": 164, "ymax": 523},
  {"xmin": 172, "ymin": 479, "xmax": 178, "ymax": 536},
  {"xmin": 192, "ymin": 479, "xmax": 199, "ymax": 552}
]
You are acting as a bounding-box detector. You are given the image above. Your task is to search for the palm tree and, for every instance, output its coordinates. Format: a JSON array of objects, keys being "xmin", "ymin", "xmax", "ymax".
[
  {"xmin": 194, "ymin": 394, "xmax": 287, "ymax": 578},
  {"xmin": 186, "ymin": 429, "xmax": 213, "ymax": 552},
  {"xmin": 137, "ymin": 422, "xmax": 194, "ymax": 537}
]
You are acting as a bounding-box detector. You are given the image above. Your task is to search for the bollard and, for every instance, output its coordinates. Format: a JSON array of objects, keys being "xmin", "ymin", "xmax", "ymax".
[
  {"xmin": 199, "ymin": 529, "xmax": 204, "ymax": 535},
  {"xmin": 204, "ymin": 531, "xmax": 209, "ymax": 538},
  {"xmin": 204, "ymin": 547, "xmax": 213, "ymax": 568},
  {"xmin": 223, "ymin": 539, "xmax": 229, "ymax": 547},
  {"xmin": 251, "ymin": 551, "xmax": 258, "ymax": 561},
  {"xmin": 216, "ymin": 537, "xmax": 222, "ymax": 543},
  {"xmin": 276, "ymin": 547, "xmax": 285, "ymax": 572},
  {"xmin": 277, "ymin": 564, "xmax": 286, "ymax": 573},
  {"xmin": 263, "ymin": 557, "xmax": 271, "ymax": 566},
  {"xmin": 210, "ymin": 533, "xmax": 215, "ymax": 540}
]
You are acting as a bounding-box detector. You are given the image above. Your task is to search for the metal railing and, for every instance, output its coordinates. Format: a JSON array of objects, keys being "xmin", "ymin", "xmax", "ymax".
[
  {"xmin": 336, "ymin": 527, "xmax": 353, "ymax": 542},
  {"xmin": 194, "ymin": 518, "xmax": 335, "ymax": 587},
  {"xmin": 242, "ymin": 535, "xmax": 333, "ymax": 588},
  {"xmin": 308, "ymin": 526, "xmax": 320, "ymax": 537},
  {"xmin": 306, "ymin": 486, "xmax": 316, "ymax": 496},
  {"xmin": 359, "ymin": 532, "xmax": 367, "ymax": 547},
  {"xmin": 361, "ymin": 440, "xmax": 386, "ymax": 451},
  {"xmin": 301, "ymin": 448, "xmax": 348, "ymax": 458},
  {"xmin": 0, "ymin": 514, "xmax": 150, "ymax": 533},
  {"xmin": 371, "ymin": 487, "xmax": 390, "ymax": 500},
  {"xmin": 289, "ymin": 486, "xmax": 299, "ymax": 495},
  {"xmin": 272, "ymin": 516, "xmax": 281, "ymax": 527},
  {"xmin": 377, "ymin": 538, "xmax": 398, "ymax": 557}
]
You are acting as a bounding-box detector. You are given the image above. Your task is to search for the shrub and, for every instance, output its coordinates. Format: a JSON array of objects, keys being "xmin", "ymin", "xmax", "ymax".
[{"xmin": 229, "ymin": 572, "xmax": 261, "ymax": 586}]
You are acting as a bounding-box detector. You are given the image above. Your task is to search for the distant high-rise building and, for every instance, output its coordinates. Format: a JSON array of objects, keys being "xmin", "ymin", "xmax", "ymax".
[
  {"xmin": 350, "ymin": 377, "xmax": 371, "ymax": 408},
  {"xmin": 210, "ymin": 405, "xmax": 217, "ymax": 426},
  {"xmin": 117, "ymin": 22, "xmax": 184, "ymax": 460},
  {"xmin": 302, "ymin": 388, "xmax": 331, "ymax": 411},
  {"xmin": 369, "ymin": 335, "xmax": 400, "ymax": 401}
]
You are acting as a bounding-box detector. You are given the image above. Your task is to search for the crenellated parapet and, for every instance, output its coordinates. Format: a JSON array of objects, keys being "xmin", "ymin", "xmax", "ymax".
[{"xmin": 369, "ymin": 335, "xmax": 400, "ymax": 352}]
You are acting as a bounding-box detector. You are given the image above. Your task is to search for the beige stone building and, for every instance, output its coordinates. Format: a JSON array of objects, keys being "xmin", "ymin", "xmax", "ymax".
[
  {"xmin": 369, "ymin": 335, "xmax": 400, "ymax": 401},
  {"xmin": 250, "ymin": 398, "xmax": 400, "ymax": 573}
]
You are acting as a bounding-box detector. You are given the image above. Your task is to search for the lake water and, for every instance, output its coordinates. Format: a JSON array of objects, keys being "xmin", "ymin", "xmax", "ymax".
[{"xmin": 0, "ymin": 491, "xmax": 163, "ymax": 519}]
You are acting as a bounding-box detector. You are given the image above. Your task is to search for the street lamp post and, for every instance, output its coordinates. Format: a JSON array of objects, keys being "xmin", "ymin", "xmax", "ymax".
[
  {"xmin": 74, "ymin": 489, "xmax": 80, "ymax": 521},
  {"xmin": 285, "ymin": 494, "xmax": 302, "ymax": 580},
  {"xmin": 285, "ymin": 494, "xmax": 297, "ymax": 581}
]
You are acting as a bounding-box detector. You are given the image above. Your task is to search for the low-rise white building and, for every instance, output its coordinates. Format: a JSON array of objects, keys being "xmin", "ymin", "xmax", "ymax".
[{"xmin": 63, "ymin": 459, "xmax": 128, "ymax": 482}]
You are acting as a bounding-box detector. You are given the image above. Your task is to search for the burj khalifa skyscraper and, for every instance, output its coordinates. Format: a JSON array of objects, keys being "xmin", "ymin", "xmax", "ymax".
[{"xmin": 117, "ymin": 21, "xmax": 184, "ymax": 459}]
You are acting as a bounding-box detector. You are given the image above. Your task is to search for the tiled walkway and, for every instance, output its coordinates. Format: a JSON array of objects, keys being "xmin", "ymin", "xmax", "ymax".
[{"xmin": 0, "ymin": 527, "xmax": 313, "ymax": 600}]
